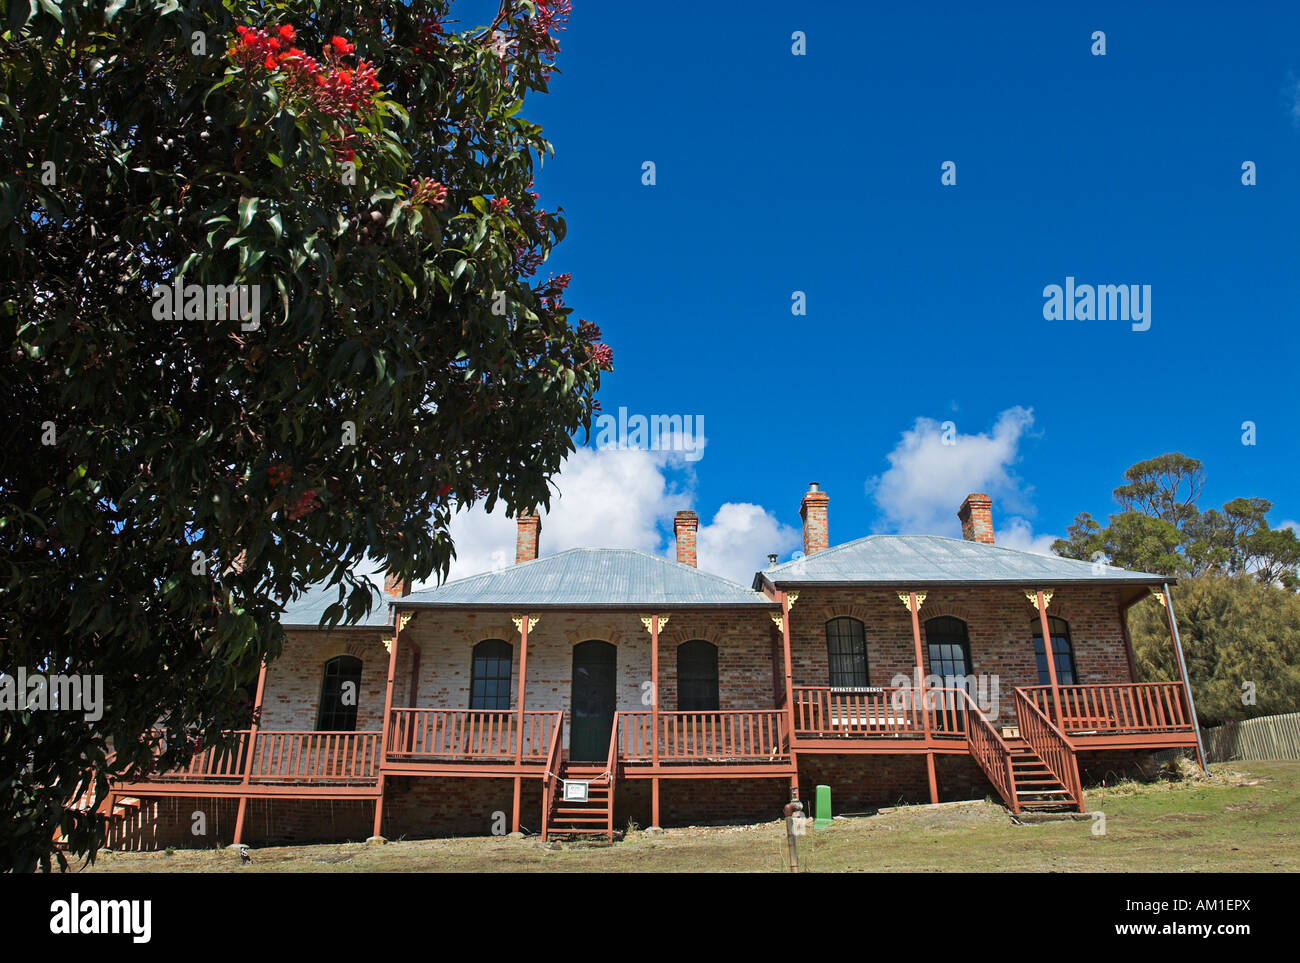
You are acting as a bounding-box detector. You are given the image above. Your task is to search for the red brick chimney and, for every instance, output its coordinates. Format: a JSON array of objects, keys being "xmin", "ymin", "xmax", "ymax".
[
  {"xmin": 958, "ymin": 493, "xmax": 995, "ymax": 544},
  {"xmin": 800, "ymin": 482, "xmax": 829, "ymax": 555},
  {"xmin": 384, "ymin": 571, "xmax": 411, "ymax": 598},
  {"xmin": 674, "ymin": 511, "xmax": 698, "ymax": 567},
  {"xmin": 515, "ymin": 513, "xmax": 542, "ymax": 564}
]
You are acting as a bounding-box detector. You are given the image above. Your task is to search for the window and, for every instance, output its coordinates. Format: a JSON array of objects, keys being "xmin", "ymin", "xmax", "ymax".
[
  {"xmin": 1031, "ymin": 616, "xmax": 1077, "ymax": 685},
  {"xmin": 316, "ymin": 655, "xmax": 362, "ymax": 731},
  {"xmin": 925, "ymin": 616, "xmax": 972, "ymax": 683},
  {"xmin": 470, "ymin": 639, "xmax": 513, "ymax": 710},
  {"xmin": 677, "ymin": 640, "xmax": 719, "ymax": 711},
  {"xmin": 826, "ymin": 618, "xmax": 869, "ymax": 688}
]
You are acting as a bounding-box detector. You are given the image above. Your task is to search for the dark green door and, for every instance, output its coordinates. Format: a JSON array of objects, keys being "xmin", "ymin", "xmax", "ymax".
[{"xmin": 570, "ymin": 640, "xmax": 617, "ymax": 761}]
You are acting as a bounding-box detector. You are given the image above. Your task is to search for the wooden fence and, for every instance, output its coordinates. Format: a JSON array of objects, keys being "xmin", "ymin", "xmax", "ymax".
[{"xmin": 1201, "ymin": 712, "xmax": 1300, "ymax": 762}]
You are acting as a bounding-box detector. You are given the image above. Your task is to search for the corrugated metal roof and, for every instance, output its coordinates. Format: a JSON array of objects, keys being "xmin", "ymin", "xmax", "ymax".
[
  {"xmin": 280, "ymin": 578, "xmax": 393, "ymax": 629},
  {"xmin": 401, "ymin": 548, "xmax": 776, "ymax": 609},
  {"xmin": 755, "ymin": 535, "xmax": 1171, "ymax": 589}
]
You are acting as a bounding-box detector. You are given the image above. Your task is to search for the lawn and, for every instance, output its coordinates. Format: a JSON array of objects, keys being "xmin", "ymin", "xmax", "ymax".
[{"xmin": 81, "ymin": 761, "xmax": 1299, "ymax": 873}]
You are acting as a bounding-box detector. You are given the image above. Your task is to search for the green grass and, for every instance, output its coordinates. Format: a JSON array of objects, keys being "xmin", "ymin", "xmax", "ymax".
[{"xmin": 82, "ymin": 761, "xmax": 1299, "ymax": 873}]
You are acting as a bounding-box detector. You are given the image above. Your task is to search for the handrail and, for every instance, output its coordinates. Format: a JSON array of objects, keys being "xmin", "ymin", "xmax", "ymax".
[
  {"xmin": 249, "ymin": 730, "xmax": 382, "ymax": 782},
  {"xmin": 791, "ymin": 686, "xmax": 924, "ymax": 736},
  {"xmin": 541, "ymin": 711, "xmax": 564, "ymax": 840},
  {"xmin": 950, "ymin": 688, "xmax": 1019, "ymax": 814},
  {"xmin": 1014, "ymin": 689, "xmax": 1083, "ymax": 811},
  {"xmin": 386, "ymin": 708, "xmax": 556, "ymax": 762},
  {"xmin": 604, "ymin": 712, "xmax": 619, "ymax": 840},
  {"xmin": 619, "ymin": 709, "xmax": 790, "ymax": 761},
  {"xmin": 1020, "ymin": 682, "xmax": 1192, "ymax": 735},
  {"xmin": 120, "ymin": 729, "xmax": 384, "ymax": 784}
]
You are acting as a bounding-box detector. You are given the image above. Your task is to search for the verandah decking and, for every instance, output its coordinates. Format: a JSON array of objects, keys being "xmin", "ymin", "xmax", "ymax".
[{"xmin": 109, "ymin": 680, "xmax": 1197, "ymax": 814}]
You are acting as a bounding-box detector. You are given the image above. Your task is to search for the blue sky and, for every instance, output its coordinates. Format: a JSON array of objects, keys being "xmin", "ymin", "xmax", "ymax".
[{"xmin": 438, "ymin": 2, "xmax": 1300, "ymax": 584}]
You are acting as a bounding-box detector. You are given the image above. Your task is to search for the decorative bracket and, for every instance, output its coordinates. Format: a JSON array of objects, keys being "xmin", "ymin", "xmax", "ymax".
[
  {"xmin": 1025, "ymin": 589, "xmax": 1054, "ymax": 611},
  {"xmin": 639, "ymin": 614, "xmax": 669, "ymax": 634},
  {"xmin": 785, "ymin": 591, "xmax": 799, "ymax": 609},
  {"xmin": 770, "ymin": 613, "xmax": 784, "ymax": 632},
  {"xmin": 1152, "ymin": 590, "xmax": 1167, "ymax": 608},
  {"xmin": 397, "ymin": 611, "xmax": 414, "ymax": 632},
  {"xmin": 897, "ymin": 592, "xmax": 926, "ymax": 612},
  {"xmin": 511, "ymin": 614, "xmax": 539, "ymax": 634}
]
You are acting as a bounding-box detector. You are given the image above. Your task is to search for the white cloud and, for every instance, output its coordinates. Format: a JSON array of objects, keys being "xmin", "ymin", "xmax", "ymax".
[
  {"xmin": 415, "ymin": 445, "xmax": 796, "ymax": 589},
  {"xmin": 994, "ymin": 516, "xmax": 1059, "ymax": 558},
  {"xmin": 865, "ymin": 406, "xmax": 1056, "ymax": 554},
  {"xmin": 697, "ymin": 502, "xmax": 800, "ymax": 585}
]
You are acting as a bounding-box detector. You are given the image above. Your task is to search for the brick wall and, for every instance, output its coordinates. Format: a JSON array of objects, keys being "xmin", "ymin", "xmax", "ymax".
[
  {"xmin": 787, "ymin": 585, "xmax": 1134, "ymax": 725},
  {"xmin": 797, "ymin": 753, "xmax": 995, "ymax": 813},
  {"xmin": 394, "ymin": 608, "xmax": 780, "ymax": 755},
  {"xmin": 260, "ymin": 627, "xmax": 392, "ymax": 731},
  {"xmin": 107, "ymin": 796, "xmax": 375, "ymax": 850}
]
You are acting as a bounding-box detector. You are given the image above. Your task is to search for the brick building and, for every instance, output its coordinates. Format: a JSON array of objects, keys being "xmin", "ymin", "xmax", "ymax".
[{"xmin": 104, "ymin": 485, "xmax": 1203, "ymax": 849}]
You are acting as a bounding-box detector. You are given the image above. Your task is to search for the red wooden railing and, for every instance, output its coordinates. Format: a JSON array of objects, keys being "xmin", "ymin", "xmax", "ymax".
[
  {"xmin": 619, "ymin": 710, "xmax": 789, "ymax": 762},
  {"xmin": 140, "ymin": 730, "xmax": 251, "ymax": 782},
  {"xmin": 605, "ymin": 712, "xmax": 619, "ymax": 839},
  {"xmin": 792, "ymin": 686, "xmax": 922, "ymax": 736},
  {"xmin": 540, "ymin": 714, "xmax": 565, "ymax": 840},
  {"xmin": 249, "ymin": 730, "xmax": 382, "ymax": 782},
  {"xmin": 1013, "ymin": 690, "xmax": 1083, "ymax": 811},
  {"xmin": 386, "ymin": 709, "xmax": 558, "ymax": 762},
  {"xmin": 125, "ymin": 730, "xmax": 381, "ymax": 784},
  {"xmin": 956, "ymin": 689, "xmax": 1019, "ymax": 814},
  {"xmin": 1021, "ymin": 682, "xmax": 1193, "ymax": 735}
]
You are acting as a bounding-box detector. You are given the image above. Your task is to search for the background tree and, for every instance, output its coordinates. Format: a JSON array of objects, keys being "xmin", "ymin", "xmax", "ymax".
[
  {"xmin": 1130, "ymin": 575, "xmax": 1300, "ymax": 725},
  {"xmin": 1052, "ymin": 452, "xmax": 1300, "ymax": 586},
  {"xmin": 0, "ymin": 0, "xmax": 605, "ymax": 871},
  {"xmin": 1055, "ymin": 454, "xmax": 1300, "ymax": 725}
]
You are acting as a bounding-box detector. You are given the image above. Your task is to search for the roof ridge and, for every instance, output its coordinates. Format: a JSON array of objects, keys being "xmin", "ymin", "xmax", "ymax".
[{"xmin": 402, "ymin": 545, "xmax": 770, "ymax": 602}]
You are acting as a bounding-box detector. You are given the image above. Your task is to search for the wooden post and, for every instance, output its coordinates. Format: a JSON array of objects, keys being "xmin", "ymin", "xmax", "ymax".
[
  {"xmin": 650, "ymin": 614, "xmax": 660, "ymax": 828},
  {"xmin": 908, "ymin": 591, "xmax": 938, "ymax": 804},
  {"xmin": 780, "ymin": 593, "xmax": 799, "ymax": 800},
  {"xmin": 511, "ymin": 614, "xmax": 530, "ymax": 834},
  {"xmin": 372, "ymin": 613, "xmax": 404, "ymax": 840},
  {"xmin": 231, "ymin": 659, "xmax": 268, "ymax": 846},
  {"xmin": 1162, "ymin": 583, "xmax": 1208, "ymax": 772},
  {"xmin": 1035, "ymin": 590, "xmax": 1063, "ymax": 724}
]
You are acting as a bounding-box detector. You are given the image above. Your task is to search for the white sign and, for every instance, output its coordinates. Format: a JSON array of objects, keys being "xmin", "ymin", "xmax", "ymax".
[{"xmin": 563, "ymin": 780, "xmax": 590, "ymax": 803}]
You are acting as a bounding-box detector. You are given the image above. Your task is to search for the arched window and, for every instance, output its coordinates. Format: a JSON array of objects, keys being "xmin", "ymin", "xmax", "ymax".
[
  {"xmin": 925, "ymin": 616, "xmax": 972, "ymax": 683},
  {"xmin": 316, "ymin": 655, "xmax": 362, "ymax": 731},
  {"xmin": 826, "ymin": 617, "xmax": 869, "ymax": 688},
  {"xmin": 1031, "ymin": 616, "xmax": 1077, "ymax": 686},
  {"xmin": 677, "ymin": 640, "xmax": 719, "ymax": 711},
  {"xmin": 470, "ymin": 639, "xmax": 513, "ymax": 710}
]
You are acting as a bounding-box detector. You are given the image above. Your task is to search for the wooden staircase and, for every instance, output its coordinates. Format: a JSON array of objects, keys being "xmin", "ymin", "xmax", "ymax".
[
  {"xmin": 1007, "ymin": 744, "xmax": 1077, "ymax": 811},
  {"xmin": 960, "ymin": 687, "xmax": 1085, "ymax": 814},
  {"xmin": 544, "ymin": 762, "xmax": 615, "ymax": 840},
  {"xmin": 55, "ymin": 791, "xmax": 141, "ymax": 851}
]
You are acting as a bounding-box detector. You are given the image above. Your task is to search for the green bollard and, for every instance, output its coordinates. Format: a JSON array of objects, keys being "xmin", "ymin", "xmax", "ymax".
[{"xmin": 814, "ymin": 784, "xmax": 833, "ymax": 829}]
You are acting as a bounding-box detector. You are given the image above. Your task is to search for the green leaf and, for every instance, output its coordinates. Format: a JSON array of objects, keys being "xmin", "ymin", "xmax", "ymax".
[{"xmin": 237, "ymin": 196, "xmax": 258, "ymax": 232}]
